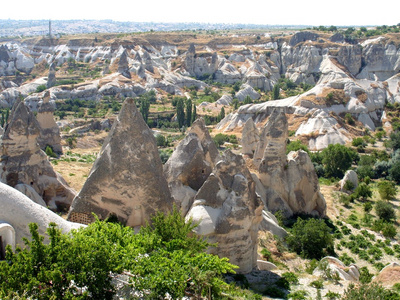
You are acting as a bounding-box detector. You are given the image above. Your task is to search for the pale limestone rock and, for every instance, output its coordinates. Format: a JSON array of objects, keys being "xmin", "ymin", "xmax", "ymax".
[
  {"xmin": 340, "ymin": 170, "xmax": 358, "ymax": 191},
  {"xmin": 313, "ymin": 256, "xmax": 360, "ymax": 282},
  {"xmin": 257, "ymin": 260, "xmax": 277, "ymax": 271},
  {"xmin": 118, "ymin": 49, "xmax": 131, "ymax": 78},
  {"xmin": 14, "ymin": 183, "xmax": 47, "ymax": 207},
  {"xmin": 0, "ymin": 101, "xmax": 75, "ymax": 210},
  {"xmin": 186, "ymin": 150, "xmax": 263, "ymax": 274},
  {"xmin": 0, "ymin": 223, "xmax": 15, "ymax": 254},
  {"xmin": 241, "ymin": 117, "xmax": 259, "ymax": 157},
  {"xmin": 36, "ymin": 91, "xmax": 62, "ymax": 153},
  {"xmin": 235, "ymin": 84, "xmax": 261, "ymax": 102},
  {"xmin": 254, "ymin": 109, "xmax": 326, "ymax": 217},
  {"xmin": 164, "ymin": 118, "xmax": 220, "ymax": 215},
  {"xmin": 0, "ymin": 182, "xmax": 83, "ymax": 247},
  {"xmin": 68, "ymin": 98, "xmax": 173, "ymax": 227}
]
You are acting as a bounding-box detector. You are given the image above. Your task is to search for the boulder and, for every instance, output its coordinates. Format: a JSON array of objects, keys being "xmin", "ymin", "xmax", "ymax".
[
  {"xmin": 235, "ymin": 84, "xmax": 261, "ymax": 102},
  {"xmin": 0, "ymin": 182, "xmax": 83, "ymax": 247},
  {"xmin": 36, "ymin": 91, "xmax": 62, "ymax": 153},
  {"xmin": 186, "ymin": 150, "xmax": 263, "ymax": 274},
  {"xmin": 340, "ymin": 170, "xmax": 358, "ymax": 191},
  {"xmin": 164, "ymin": 118, "xmax": 220, "ymax": 215},
  {"xmin": 313, "ymin": 256, "xmax": 360, "ymax": 282},
  {"xmin": 68, "ymin": 98, "xmax": 173, "ymax": 227},
  {"xmin": 0, "ymin": 101, "xmax": 75, "ymax": 210},
  {"xmin": 257, "ymin": 260, "xmax": 277, "ymax": 271}
]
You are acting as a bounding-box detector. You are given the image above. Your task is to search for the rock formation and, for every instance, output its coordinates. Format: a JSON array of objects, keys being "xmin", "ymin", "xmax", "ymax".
[
  {"xmin": 241, "ymin": 117, "xmax": 259, "ymax": 157},
  {"xmin": 186, "ymin": 150, "xmax": 263, "ymax": 274},
  {"xmin": 313, "ymin": 256, "xmax": 360, "ymax": 282},
  {"xmin": 253, "ymin": 109, "xmax": 326, "ymax": 217},
  {"xmin": 164, "ymin": 118, "xmax": 220, "ymax": 215},
  {"xmin": 340, "ymin": 170, "xmax": 358, "ymax": 191},
  {"xmin": 0, "ymin": 182, "xmax": 83, "ymax": 248},
  {"xmin": 46, "ymin": 62, "xmax": 56, "ymax": 88},
  {"xmin": 68, "ymin": 98, "xmax": 173, "ymax": 227},
  {"xmin": 36, "ymin": 91, "xmax": 62, "ymax": 153},
  {"xmin": 117, "ymin": 49, "xmax": 131, "ymax": 79},
  {"xmin": 0, "ymin": 100, "xmax": 75, "ymax": 210}
]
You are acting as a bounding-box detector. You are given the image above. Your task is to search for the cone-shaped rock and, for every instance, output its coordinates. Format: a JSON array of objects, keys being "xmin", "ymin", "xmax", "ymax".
[
  {"xmin": 164, "ymin": 118, "xmax": 220, "ymax": 215},
  {"xmin": 186, "ymin": 150, "xmax": 263, "ymax": 274},
  {"xmin": 0, "ymin": 101, "xmax": 75, "ymax": 210},
  {"xmin": 68, "ymin": 98, "xmax": 173, "ymax": 227},
  {"xmin": 37, "ymin": 91, "xmax": 62, "ymax": 153}
]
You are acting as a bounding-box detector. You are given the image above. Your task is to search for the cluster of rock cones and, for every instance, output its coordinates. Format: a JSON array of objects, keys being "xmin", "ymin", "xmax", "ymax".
[{"xmin": 0, "ymin": 96, "xmax": 326, "ymax": 274}]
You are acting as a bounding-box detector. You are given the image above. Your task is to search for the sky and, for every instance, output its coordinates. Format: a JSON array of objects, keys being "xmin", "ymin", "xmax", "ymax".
[{"xmin": 1, "ymin": 0, "xmax": 398, "ymax": 26}]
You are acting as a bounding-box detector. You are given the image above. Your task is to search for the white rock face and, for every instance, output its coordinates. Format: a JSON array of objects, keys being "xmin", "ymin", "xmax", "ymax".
[
  {"xmin": 313, "ymin": 256, "xmax": 360, "ymax": 282},
  {"xmin": 241, "ymin": 117, "xmax": 259, "ymax": 157},
  {"xmin": 340, "ymin": 170, "xmax": 359, "ymax": 191},
  {"xmin": 0, "ymin": 182, "xmax": 83, "ymax": 247}
]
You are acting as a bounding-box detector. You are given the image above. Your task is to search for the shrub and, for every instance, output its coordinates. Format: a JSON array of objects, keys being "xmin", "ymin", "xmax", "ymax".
[
  {"xmin": 44, "ymin": 145, "xmax": 57, "ymax": 158},
  {"xmin": 378, "ymin": 180, "xmax": 397, "ymax": 200},
  {"xmin": 354, "ymin": 182, "xmax": 372, "ymax": 200},
  {"xmin": 286, "ymin": 140, "xmax": 310, "ymax": 154},
  {"xmin": 342, "ymin": 282, "xmax": 400, "ymax": 300},
  {"xmin": 286, "ymin": 218, "xmax": 334, "ymax": 259},
  {"xmin": 35, "ymin": 84, "xmax": 47, "ymax": 93},
  {"xmin": 375, "ymin": 200, "xmax": 396, "ymax": 222},
  {"xmin": 325, "ymin": 291, "xmax": 341, "ymax": 299},
  {"xmin": 287, "ymin": 290, "xmax": 308, "ymax": 299},
  {"xmin": 359, "ymin": 266, "xmax": 373, "ymax": 284},
  {"xmin": 382, "ymin": 223, "xmax": 397, "ymax": 238},
  {"xmin": 310, "ymin": 279, "xmax": 324, "ymax": 289}
]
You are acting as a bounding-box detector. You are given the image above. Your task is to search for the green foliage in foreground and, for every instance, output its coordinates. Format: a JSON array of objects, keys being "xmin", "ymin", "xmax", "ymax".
[{"xmin": 0, "ymin": 208, "xmax": 237, "ymax": 299}]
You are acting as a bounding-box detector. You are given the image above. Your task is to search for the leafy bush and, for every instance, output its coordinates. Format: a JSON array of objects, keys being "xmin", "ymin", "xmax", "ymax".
[
  {"xmin": 378, "ymin": 180, "xmax": 397, "ymax": 200},
  {"xmin": 353, "ymin": 182, "xmax": 372, "ymax": 200},
  {"xmin": 35, "ymin": 84, "xmax": 47, "ymax": 93},
  {"xmin": 286, "ymin": 217, "xmax": 334, "ymax": 259},
  {"xmin": 342, "ymin": 282, "xmax": 400, "ymax": 300},
  {"xmin": 375, "ymin": 200, "xmax": 396, "ymax": 223},
  {"xmin": 286, "ymin": 140, "xmax": 310, "ymax": 154},
  {"xmin": 0, "ymin": 208, "xmax": 237, "ymax": 299}
]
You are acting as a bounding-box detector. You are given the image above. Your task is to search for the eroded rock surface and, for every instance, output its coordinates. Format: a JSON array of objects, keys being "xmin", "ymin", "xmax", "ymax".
[
  {"xmin": 0, "ymin": 101, "xmax": 75, "ymax": 210},
  {"xmin": 254, "ymin": 109, "xmax": 326, "ymax": 217},
  {"xmin": 68, "ymin": 98, "xmax": 173, "ymax": 227},
  {"xmin": 186, "ymin": 150, "xmax": 263, "ymax": 274},
  {"xmin": 164, "ymin": 118, "xmax": 220, "ymax": 215}
]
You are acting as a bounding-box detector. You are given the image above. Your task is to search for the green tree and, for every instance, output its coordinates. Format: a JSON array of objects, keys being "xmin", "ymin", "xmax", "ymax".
[
  {"xmin": 217, "ymin": 106, "xmax": 225, "ymax": 122},
  {"xmin": 321, "ymin": 144, "xmax": 357, "ymax": 178},
  {"xmin": 272, "ymin": 84, "xmax": 280, "ymax": 100},
  {"xmin": 176, "ymin": 98, "xmax": 185, "ymax": 128},
  {"xmin": 286, "ymin": 140, "xmax": 310, "ymax": 154},
  {"xmin": 342, "ymin": 282, "xmax": 399, "ymax": 300},
  {"xmin": 185, "ymin": 99, "xmax": 192, "ymax": 126},
  {"xmin": 286, "ymin": 218, "xmax": 334, "ymax": 259},
  {"xmin": 140, "ymin": 98, "xmax": 150, "ymax": 123}
]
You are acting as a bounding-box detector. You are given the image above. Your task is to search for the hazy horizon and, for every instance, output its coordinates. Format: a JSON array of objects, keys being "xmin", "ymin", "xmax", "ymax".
[{"xmin": 2, "ymin": 0, "xmax": 399, "ymax": 27}]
